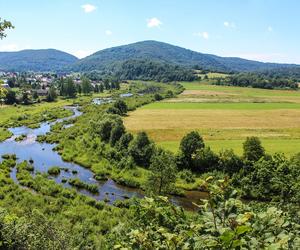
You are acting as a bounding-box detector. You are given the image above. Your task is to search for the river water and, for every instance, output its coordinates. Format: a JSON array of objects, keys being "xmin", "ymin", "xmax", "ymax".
[{"xmin": 0, "ymin": 102, "xmax": 207, "ymax": 210}]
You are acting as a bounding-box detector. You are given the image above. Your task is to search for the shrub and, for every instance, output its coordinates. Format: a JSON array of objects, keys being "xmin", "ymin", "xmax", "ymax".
[
  {"xmin": 47, "ymin": 167, "xmax": 61, "ymax": 176},
  {"xmin": 243, "ymin": 137, "xmax": 265, "ymax": 162}
]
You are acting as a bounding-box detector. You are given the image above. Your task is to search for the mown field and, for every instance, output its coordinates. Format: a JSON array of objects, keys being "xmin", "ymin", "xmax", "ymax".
[{"xmin": 124, "ymin": 81, "xmax": 300, "ymax": 156}]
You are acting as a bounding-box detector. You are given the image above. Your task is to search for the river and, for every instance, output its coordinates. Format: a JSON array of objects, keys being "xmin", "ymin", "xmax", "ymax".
[{"xmin": 0, "ymin": 102, "xmax": 207, "ymax": 210}]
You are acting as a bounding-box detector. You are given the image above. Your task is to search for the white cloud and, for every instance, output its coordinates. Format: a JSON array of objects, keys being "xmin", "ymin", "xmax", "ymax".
[
  {"xmin": 223, "ymin": 21, "xmax": 236, "ymax": 28},
  {"xmin": 105, "ymin": 30, "xmax": 113, "ymax": 36},
  {"xmin": 267, "ymin": 26, "xmax": 273, "ymax": 32},
  {"xmin": 73, "ymin": 50, "xmax": 93, "ymax": 59},
  {"xmin": 147, "ymin": 17, "xmax": 162, "ymax": 28},
  {"xmin": 193, "ymin": 31, "xmax": 209, "ymax": 40},
  {"xmin": 224, "ymin": 21, "xmax": 230, "ymax": 27},
  {"xmin": 81, "ymin": 4, "xmax": 97, "ymax": 13}
]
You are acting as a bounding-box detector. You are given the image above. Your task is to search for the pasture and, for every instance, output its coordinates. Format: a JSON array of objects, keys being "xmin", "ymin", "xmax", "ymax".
[{"xmin": 124, "ymin": 81, "xmax": 300, "ymax": 156}]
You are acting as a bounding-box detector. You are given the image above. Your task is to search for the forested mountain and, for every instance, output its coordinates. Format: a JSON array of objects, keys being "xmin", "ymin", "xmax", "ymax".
[
  {"xmin": 0, "ymin": 49, "xmax": 78, "ymax": 72},
  {"xmin": 1, "ymin": 41, "xmax": 299, "ymax": 75},
  {"xmin": 83, "ymin": 59, "xmax": 197, "ymax": 82},
  {"xmin": 71, "ymin": 40, "xmax": 299, "ymax": 73}
]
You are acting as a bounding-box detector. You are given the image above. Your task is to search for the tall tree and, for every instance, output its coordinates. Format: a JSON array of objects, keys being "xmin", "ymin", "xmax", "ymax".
[
  {"xmin": 103, "ymin": 79, "xmax": 110, "ymax": 90},
  {"xmin": 22, "ymin": 91, "xmax": 30, "ymax": 105},
  {"xmin": 180, "ymin": 131, "xmax": 205, "ymax": 164},
  {"xmin": 147, "ymin": 148, "xmax": 177, "ymax": 195},
  {"xmin": 5, "ymin": 89, "xmax": 17, "ymax": 104},
  {"xmin": 99, "ymin": 83, "xmax": 104, "ymax": 93},
  {"xmin": 129, "ymin": 132, "xmax": 154, "ymax": 167},
  {"xmin": 64, "ymin": 78, "xmax": 77, "ymax": 98},
  {"xmin": 81, "ymin": 77, "xmax": 92, "ymax": 95},
  {"xmin": 46, "ymin": 87, "xmax": 57, "ymax": 102}
]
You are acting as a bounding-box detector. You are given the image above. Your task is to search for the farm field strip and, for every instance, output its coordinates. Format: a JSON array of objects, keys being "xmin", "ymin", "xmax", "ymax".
[
  {"xmin": 140, "ymin": 102, "xmax": 300, "ymax": 110},
  {"xmin": 179, "ymin": 82, "xmax": 300, "ymax": 97},
  {"xmin": 124, "ymin": 81, "xmax": 300, "ymax": 156}
]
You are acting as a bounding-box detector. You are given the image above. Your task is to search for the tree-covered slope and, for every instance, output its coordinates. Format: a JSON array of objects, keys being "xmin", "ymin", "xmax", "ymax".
[
  {"xmin": 0, "ymin": 49, "xmax": 78, "ymax": 72},
  {"xmin": 84, "ymin": 59, "xmax": 198, "ymax": 82},
  {"xmin": 71, "ymin": 40, "xmax": 299, "ymax": 73}
]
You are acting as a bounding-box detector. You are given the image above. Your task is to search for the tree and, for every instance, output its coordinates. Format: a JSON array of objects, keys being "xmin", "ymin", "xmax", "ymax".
[
  {"xmin": 147, "ymin": 148, "xmax": 177, "ymax": 195},
  {"xmin": 218, "ymin": 149, "xmax": 243, "ymax": 175},
  {"xmin": 103, "ymin": 78, "xmax": 110, "ymax": 90},
  {"xmin": 192, "ymin": 147, "xmax": 219, "ymax": 172},
  {"xmin": 98, "ymin": 119, "xmax": 113, "ymax": 142},
  {"xmin": 117, "ymin": 133, "xmax": 133, "ymax": 150},
  {"xmin": 129, "ymin": 132, "xmax": 154, "ymax": 167},
  {"xmin": 76, "ymin": 84, "xmax": 82, "ymax": 95},
  {"xmin": 7, "ymin": 78, "xmax": 16, "ymax": 88},
  {"xmin": 46, "ymin": 87, "xmax": 57, "ymax": 102},
  {"xmin": 115, "ymin": 81, "xmax": 120, "ymax": 90},
  {"xmin": 180, "ymin": 131, "xmax": 205, "ymax": 164},
  {"xmin": 22, "ymin": 91, "xmax": 30, "ymax": 105},
  {"xmin": 32, "ymin": 91, "xmax": 39, "ymax": 100},
  {"xmin": 5, "ymin": 89, "xmax": 17, "ymax": 104},
  {"xmin": 99, "ymin": 84, "xmax": 104, "ymax": 93},
  {"xmin": 64, "ymin": 78, "xmax": 77, "ymax": 98},
  {"xmin": 154, "ymin": 93, "xmax": 163, "ymax": 101},
  {"xmin": 94, "ymin": 84, "xmax": 99, "ymax": 93},
  {"xmin": 165, "ymin": 90, "xmax": 174, "ymax": 98},
  {"xmin": 113, "ymin": 99, "xmax": 128, "ymax": 115},
  {"xmin": 243, "ymin": 137, "xmax": 265, "ymax": 162},
  {"xmin": 0, "ymin": 18, "xmax": 14, "ymax": 39},
  {"xmin": 110, "ymin": 122, "xmax": 125, "ymax": 146},
  {"xmin": 81, "ymin": 77, "xmax": 92, "ymax": 95},
  {"xmin": 0, "ymin": 86, "xmax": 8, "ymax": 105}
]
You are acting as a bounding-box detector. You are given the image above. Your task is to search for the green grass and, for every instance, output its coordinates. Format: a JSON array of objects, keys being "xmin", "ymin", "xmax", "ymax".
[
  {"xmin": 0, "ymin": 128, "xmax": 12, "ymax": 142},
  {"xmin": 125, "ymin": 80, "xmax": 300, "ymax": 157},
  {"xmin": 0, "ymin": 99, "xmax": 72, "ymax": 124},
  {"xmin": 180, "ymin": 81, "xmax": 300, "ymax": 97},
  {"xmin": 158, "ymin": 139, "xmax": 300, "ymax": 157},
  {"xmin": 141, "ymin": 102, "xmax": 300, "ymax": 110}
]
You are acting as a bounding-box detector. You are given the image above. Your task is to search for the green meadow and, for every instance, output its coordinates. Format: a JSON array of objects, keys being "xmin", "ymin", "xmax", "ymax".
[
  {"xmin": 141, "ymin": 102, "xmax": 300, "ymax": 110},
  {"xmin": 158, "ymin": 138, "xmax": 300, "ymax": 156},
  {"xmin": 125, "ymin": 81, "xmax": 300, "ymax": 156}
]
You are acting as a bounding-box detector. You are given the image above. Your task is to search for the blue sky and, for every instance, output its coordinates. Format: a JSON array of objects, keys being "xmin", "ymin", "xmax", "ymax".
[{"xmin": 1, "ymin": 0, "xmax": 300, "ymax": 63}]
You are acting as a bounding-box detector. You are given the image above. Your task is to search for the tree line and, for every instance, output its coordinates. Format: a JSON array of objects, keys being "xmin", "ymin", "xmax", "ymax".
[{"xmin": 216, "ymin": 72, "xmax": 299, "ymax": 89}]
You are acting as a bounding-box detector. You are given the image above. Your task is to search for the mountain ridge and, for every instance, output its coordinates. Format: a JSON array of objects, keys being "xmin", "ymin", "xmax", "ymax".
[
  {"xmin": 71, "ymin": 40, "xmax": 299, "ymax": 73},
  {"xmin": 0, "ymin": 41, "xmax": 299, "ymax": 73},
  {"xmin": 0, "ymin": 49, "xmax": 78, "ymax": 72}
]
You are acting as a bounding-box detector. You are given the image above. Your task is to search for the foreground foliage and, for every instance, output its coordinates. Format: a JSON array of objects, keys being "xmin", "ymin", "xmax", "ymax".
[{"xmin": 1, "ymin": 154, "xmax": 299, "ymax": 249}]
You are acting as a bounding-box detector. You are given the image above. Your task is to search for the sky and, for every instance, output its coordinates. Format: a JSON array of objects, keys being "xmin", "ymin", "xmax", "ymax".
[{"xmin": 1, "ymin": 0, "xmax": 300, "ymax": 64}]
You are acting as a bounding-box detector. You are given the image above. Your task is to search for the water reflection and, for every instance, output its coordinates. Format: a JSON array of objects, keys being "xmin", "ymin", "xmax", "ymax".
[{"xmin": 0, "ymin": 105, "xmax": 205, "ymax": 210}]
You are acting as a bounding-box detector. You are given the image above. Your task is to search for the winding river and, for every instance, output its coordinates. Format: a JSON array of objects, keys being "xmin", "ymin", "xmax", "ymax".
[{"xmin": 0, "ymin": 102, "xmax": 207, "ymax": 210}]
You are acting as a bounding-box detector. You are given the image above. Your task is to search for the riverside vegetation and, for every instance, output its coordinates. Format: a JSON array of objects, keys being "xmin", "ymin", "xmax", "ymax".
[{"xmin": 0, "ymin": 80, "xmax": 300, "ymax": 249}]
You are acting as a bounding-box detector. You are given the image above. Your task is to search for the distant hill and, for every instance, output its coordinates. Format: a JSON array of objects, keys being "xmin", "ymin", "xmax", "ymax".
[
  {"xmin": 71, "ymin": 40, "xmax": 299, "ymax": 73},
  {"xmin": 0, "ymin": 49, "xmax": 78, "ymax": 72},
  {"xmin": 0, "ymin": 41, "xmax": 299, "ymax": 75}
]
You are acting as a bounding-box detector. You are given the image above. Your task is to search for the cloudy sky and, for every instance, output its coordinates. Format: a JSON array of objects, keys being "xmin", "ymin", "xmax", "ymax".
[{"xmin": 1, "ymin": 0, "xmax": 300, "ymax": 63}]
